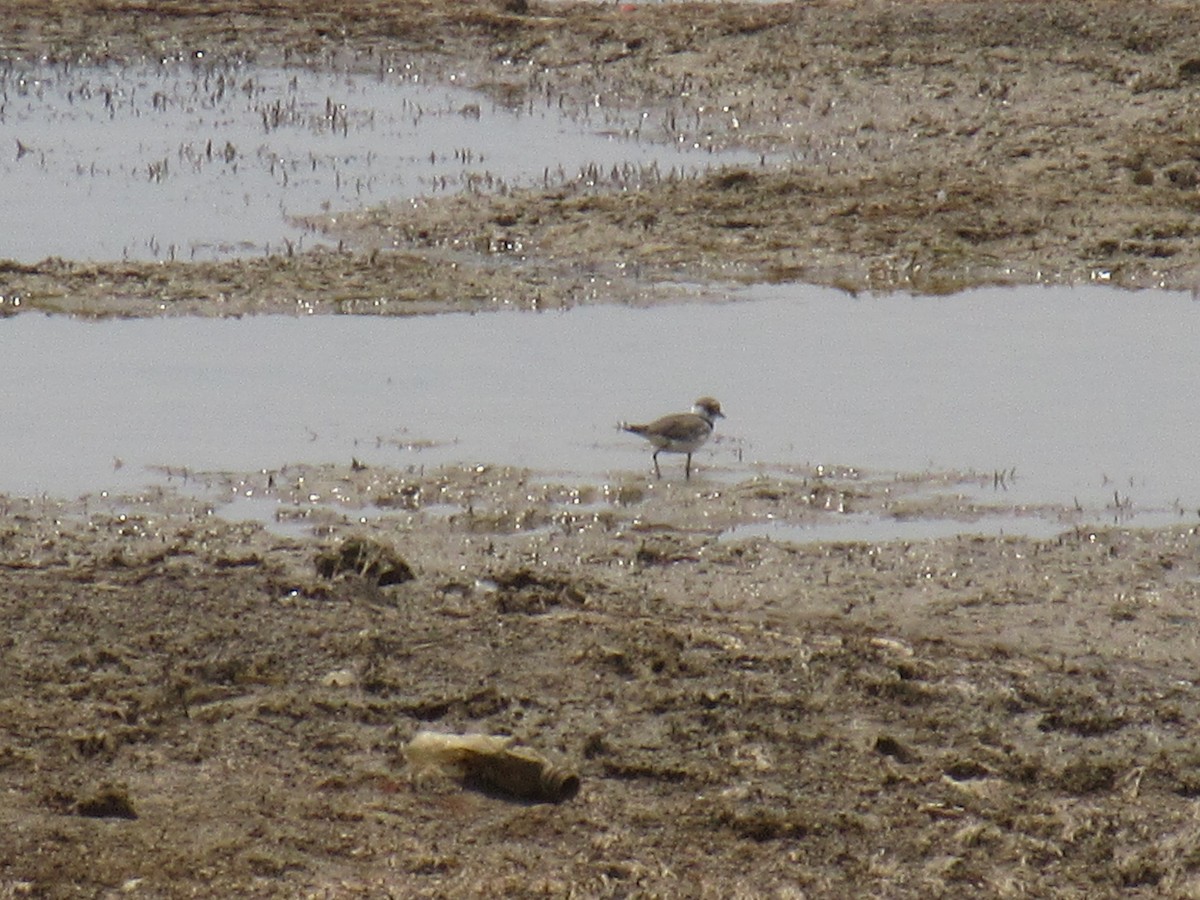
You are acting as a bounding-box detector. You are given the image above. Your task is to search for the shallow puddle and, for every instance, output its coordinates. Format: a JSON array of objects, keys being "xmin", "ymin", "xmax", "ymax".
[
  {"xmin": 4, "ymin": 284, "xmax": 1199, "ymax": 537},
  {"xmin": 718, "ymin": 509, "xmax": 1189, "ymax": 546},
  {"xmin": 0, "ymin": 60, "xmax": 756, "ymax": 262}
]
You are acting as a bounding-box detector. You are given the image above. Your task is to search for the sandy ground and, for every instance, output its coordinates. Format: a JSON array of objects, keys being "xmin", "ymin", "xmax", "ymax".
[{"xmin": 6, "ymin": 2, "xmax": 1200, "ymax": 897}]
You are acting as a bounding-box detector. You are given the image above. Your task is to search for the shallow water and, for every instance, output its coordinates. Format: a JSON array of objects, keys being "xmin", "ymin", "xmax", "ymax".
[
  {"xmin": 718, "ymin": 508, "xmax": 1200, "ymax": 546},
  {"xmin": 720, "ymin": 514, "xmax": 1074, "ymax": 545},
  {"xmin": 0, "ymin": 61, "xmax": 754, "ymax": 262},
  {"xmin": 4, "ymin": 284, "xmax": 1199, "ymax": 533}
]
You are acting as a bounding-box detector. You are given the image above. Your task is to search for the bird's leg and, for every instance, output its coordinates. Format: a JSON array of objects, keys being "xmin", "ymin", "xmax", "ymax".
[
  {"xmin": 652, "ymin": 450, "xmax": 662, "ymax": 479},
  {"xmin": 685, "ymin": 453, "xmax": 692, "ymax": 480}
]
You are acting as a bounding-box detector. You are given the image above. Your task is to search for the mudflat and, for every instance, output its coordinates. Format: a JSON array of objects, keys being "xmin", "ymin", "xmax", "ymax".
[
  {"xmin": 4, "ymin": 0, "xmax": 1200, "ymax": 315},
  {"xmin": 4, "ymin": 3, "xmax": 1200, "ymax": 897}
]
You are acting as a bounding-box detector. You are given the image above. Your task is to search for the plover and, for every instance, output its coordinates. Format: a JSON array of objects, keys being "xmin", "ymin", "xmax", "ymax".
[{"xmin": 621, "ymin": 397, "xmax": 725, "ymax": 480}]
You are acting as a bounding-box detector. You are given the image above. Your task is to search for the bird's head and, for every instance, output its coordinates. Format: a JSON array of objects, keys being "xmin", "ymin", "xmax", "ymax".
[{"xmin": 693, "ymin": 397, "xmax": 724, "ymax": 421}]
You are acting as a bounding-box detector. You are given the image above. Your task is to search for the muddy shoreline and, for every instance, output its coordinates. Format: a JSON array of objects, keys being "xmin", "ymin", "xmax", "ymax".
[
  {"xmin": 5, "ymin": 0, "xmax": 1200, "ymax": 316},
  {"xmin": 6, "ymin": 460, "xmax": 1200, "ymax": 896},
  {"xmin": 6, "ymin": 3, "xmax": 1200, "ymax": 897}
]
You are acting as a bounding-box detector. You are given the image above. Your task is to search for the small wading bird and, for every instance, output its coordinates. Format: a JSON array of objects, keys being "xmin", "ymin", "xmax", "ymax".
[{"xmin": 621, "ymin": 397, "xmax": 725, "ymax": 480}]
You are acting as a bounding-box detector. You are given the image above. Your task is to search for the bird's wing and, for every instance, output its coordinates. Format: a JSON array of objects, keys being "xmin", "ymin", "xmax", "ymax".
[{"xmin": 648, "ymin": 413, "xmax": 705, "ymax": 440}]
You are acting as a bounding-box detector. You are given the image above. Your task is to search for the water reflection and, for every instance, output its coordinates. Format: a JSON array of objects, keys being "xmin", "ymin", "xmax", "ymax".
[
  {"xmin": 0, "ymin": 61, "xmax": 759, "ymax": 262},
  {"xmin": 2, "ymin": 285, "xmax": 1198, "ymax": 525}
]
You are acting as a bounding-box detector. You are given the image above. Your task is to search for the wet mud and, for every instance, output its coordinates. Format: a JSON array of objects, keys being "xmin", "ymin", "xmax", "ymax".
[
  {"xmin": 6, "ymin": 462, "xmax": 1200, "ymax": 896},
  {"xmin": 4, "ymin": 0, "xmax": 1200, "ymax": 317},
  {"xmin": 6, "ymin": 3, "xmax": 1200, "ymax": 897}
]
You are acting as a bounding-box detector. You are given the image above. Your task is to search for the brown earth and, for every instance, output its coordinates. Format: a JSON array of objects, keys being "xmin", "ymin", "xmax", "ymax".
[
  {"xmin": 6, "ymin": 2, "xmax": 1200, "ymax": 898},
  {"xmin": 5, "ymin": 463, "xmax": 1200, "ymax": 897},
  {"xmin": 4, "ymin": 0, "xmax": 1200, "ymax": 316}
]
